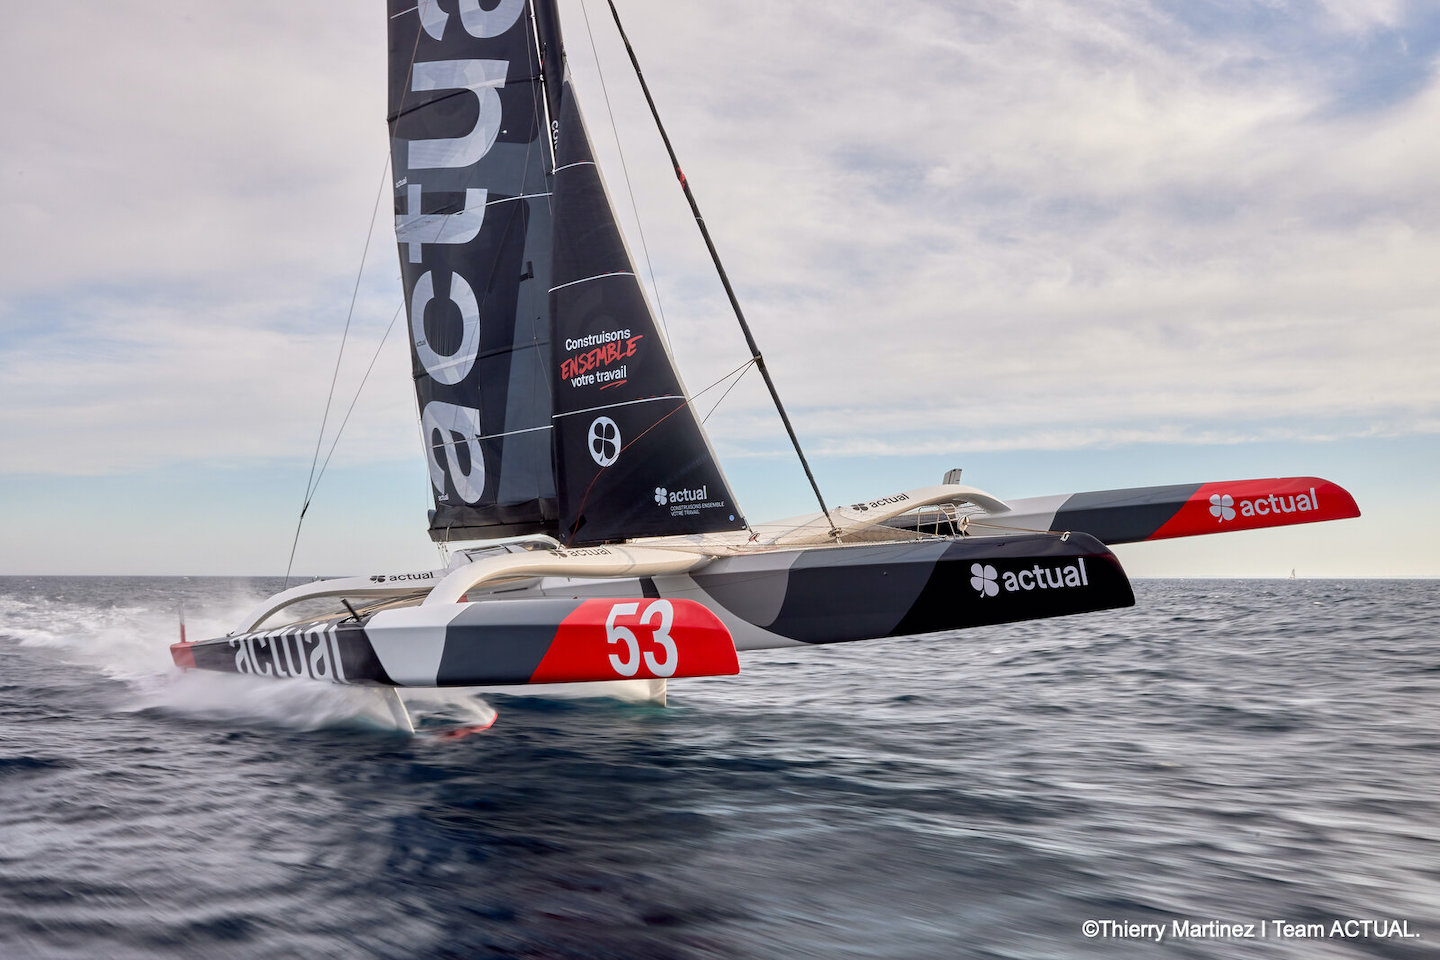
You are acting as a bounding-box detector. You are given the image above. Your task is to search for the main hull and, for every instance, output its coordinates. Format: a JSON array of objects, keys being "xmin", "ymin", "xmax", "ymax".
[{"xmin": 173, "ymin": 533, "xmax": 1133, "ymax": 687}]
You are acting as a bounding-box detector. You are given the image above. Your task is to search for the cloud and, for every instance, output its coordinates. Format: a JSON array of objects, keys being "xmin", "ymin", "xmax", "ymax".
[
  {"xmin": 0, "ymin": 283, "xmax": 415, "ymax": 475},
  {"xmin": 0, "ymin": 2, "xmax": 387, "ymax": 294},
  {"xmin": 585, "ymin": 0, "xmax": 1440, "ymax": 454},
  {"xmin": 2, "ymin": 0, "xmax": 1437, "ymax": 484}
]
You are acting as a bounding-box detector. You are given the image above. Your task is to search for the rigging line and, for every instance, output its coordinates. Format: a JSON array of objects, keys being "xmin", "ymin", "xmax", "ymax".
[
  {"xmin": 701, "ymin": 358, "xmax": 757, "ymax": 425},
  {"xmin": 602, "ymin": 0, "xmax": 841, "ymax": 540},
  {"xmin": 562, "ymin": 356, "xmax": 759, "ymax": 545},
  {"xmin": 525, "ymin": 0, "xmax": 557, "ymax": 185},
  {"xmin": 301, "ymin": 154, "xmax": 390, "ymax": 505},
  {"xmin": 307, "ymin": 301, "xmax": 406, "ymax": 518},
  {"xmin": 432, "ymin": 355, "xmax": 750, "ymax": 460},
  {"xmin": 695, "ymin": 357, "xmax": 762, "ymax": 542},
  {"xmin": 423, "ymin": 360, "xmax": 731, "ymax": 454},
  {"xmin": 284, "ymin": 152, "xmax": 393, "ymax": 588},
  {"xmin": 578, "ymin": 0, "xmax": 672, "ymax": 343}
]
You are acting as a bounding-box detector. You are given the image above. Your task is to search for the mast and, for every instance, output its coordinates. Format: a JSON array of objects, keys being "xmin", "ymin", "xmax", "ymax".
[{"xmin": 602, "ymin": 0, "xmax": 841, "ymax": 539}]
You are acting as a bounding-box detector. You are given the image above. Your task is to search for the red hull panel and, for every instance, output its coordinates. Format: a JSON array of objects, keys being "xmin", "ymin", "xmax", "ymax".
[{"xmin": 1146, "ymin": 477, "xmax": 1359, "ymax": 541}]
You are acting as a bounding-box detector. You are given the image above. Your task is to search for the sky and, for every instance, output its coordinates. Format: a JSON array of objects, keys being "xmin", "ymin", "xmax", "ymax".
[{"xmin": 1, "ymin": 0, "xmax": 1436, "ymax": 577}]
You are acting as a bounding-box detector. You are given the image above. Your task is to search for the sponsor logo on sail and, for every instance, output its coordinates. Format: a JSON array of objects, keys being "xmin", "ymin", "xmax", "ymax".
[
  {"xmin": 652, "ymin": 483, "xmax": 725, "ymax": 517},
  {"xmin": 561, "ymin": 329, "xmax": 643, "ymax": 388},
  {"xmin": 655, "ymin": 485, "xmax": 708, "ymax": 505},
  {"xmin": 971, "ymin": 559, "xmax": 1089, "ymax": 596},
  {"xmin": 588, "ymin": 416, "xmax": 621, "ymax": 466},
  {"xmin": 395, "ymin": 1, "xmax": 530, "ymax": 509},
  {"xmin": 1210, "ymin": 488, "xmax": 1320, "ymax": 523}
]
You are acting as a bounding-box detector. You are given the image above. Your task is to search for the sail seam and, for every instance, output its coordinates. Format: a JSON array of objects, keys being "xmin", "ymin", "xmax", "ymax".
[
  {"xmin": 553, "ymin": 395, "xmax": 686, "ymax": 419},
  {"xmin": 552, "ymin": 161, "xmax": 597, "ymax": 174},
  {"xmin": 548, "ymin": 270, "xmax": 635, "ymax": 293}
]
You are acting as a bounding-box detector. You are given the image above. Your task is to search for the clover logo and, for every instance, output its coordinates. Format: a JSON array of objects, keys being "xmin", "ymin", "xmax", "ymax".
[
  {"xmin": 970, "ymin": 562, "xmax": 999, "ymax": 597},
  {"xmin": 588, "ymin": 416, "xmax": 621, "ymax": 467},
  {"xmin": 1209, "ymin": 493, "xmax": 1235, "ymax": 522},
  {"xmin": 654, "ymin": 487, "xmax": 668, "ymax": 506}
]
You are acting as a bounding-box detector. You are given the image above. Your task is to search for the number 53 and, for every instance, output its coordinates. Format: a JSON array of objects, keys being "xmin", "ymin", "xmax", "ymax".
[{"xmin": 605, "ymin": 600, "xmax": 677, "ymax": 678}]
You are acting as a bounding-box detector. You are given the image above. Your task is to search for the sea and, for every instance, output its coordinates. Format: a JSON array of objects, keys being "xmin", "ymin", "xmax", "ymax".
[{"xmin": 0, "ymin": 576, "xmax": 1435, "ymax": 960}]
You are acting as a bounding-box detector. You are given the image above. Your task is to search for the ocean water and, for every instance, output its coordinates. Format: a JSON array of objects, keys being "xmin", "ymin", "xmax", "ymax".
[{"xmin": 0, "ymin": 576, "xmax": 1435, "ymax": 960}]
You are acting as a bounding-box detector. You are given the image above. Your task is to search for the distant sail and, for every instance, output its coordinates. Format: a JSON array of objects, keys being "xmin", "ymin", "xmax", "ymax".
[
  {"xmin": 548, "ymin": 83, "xmax": 745, "ymax": 543},
  {"xmin": 387, "ymin": 0, "xmax": 558, "ymax": 541}
]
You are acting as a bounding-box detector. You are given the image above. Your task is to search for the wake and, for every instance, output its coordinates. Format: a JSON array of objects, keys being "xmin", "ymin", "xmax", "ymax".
[{"xmin": 0, "ymin": 586, "xmax": 496, "ymax": 735}]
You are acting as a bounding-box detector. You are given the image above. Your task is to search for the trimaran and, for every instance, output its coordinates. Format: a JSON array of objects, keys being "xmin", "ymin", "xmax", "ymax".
[{"xmin": 171, "ymin": 0, "xmax": 1360, "ymax": 730}]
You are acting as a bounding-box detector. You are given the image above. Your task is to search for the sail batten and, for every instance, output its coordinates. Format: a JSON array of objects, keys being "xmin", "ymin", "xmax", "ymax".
[
  {"xmin": 549, "ymin": 271, "xmax": 637, "ymax": 293},
  {"xmin": 557, "ymin": 395, "xmax": 687, "ymax": 418}
]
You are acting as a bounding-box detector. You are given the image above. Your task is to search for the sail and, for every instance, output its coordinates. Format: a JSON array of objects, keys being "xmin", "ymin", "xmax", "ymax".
[
  {"xmin": 549, "ymin": 83, "xmax": 746, "ymax": 544},
  {"xmin": 389, "ymin": 0, "xmax": 743, "ymax": 545},
  {"xmin": 387, "ymin": 0, "xmax": 557, "ymax": 541}
]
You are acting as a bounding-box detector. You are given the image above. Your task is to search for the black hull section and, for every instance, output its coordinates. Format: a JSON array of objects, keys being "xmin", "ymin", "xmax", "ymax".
[
  {"xmin": 894, "ymin": 534, "xmax": 1132, "ymax": 637},
  {"xmin": 688, "ymin": 533, "xmax": 1133, "ymax": 646},
  {"xmin": 182, "ymin": 622, "xmax": 394, "ymax": 685}
]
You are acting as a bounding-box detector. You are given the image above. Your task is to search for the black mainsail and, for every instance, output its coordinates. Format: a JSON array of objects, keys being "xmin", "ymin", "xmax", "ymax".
[
  {"xmin": 388, "ymin": 0, "xmax": 743, "ymax": 545},
  {"xmin": 388, "ymin": 0, "xmax": 556, "ymax": 540}
]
